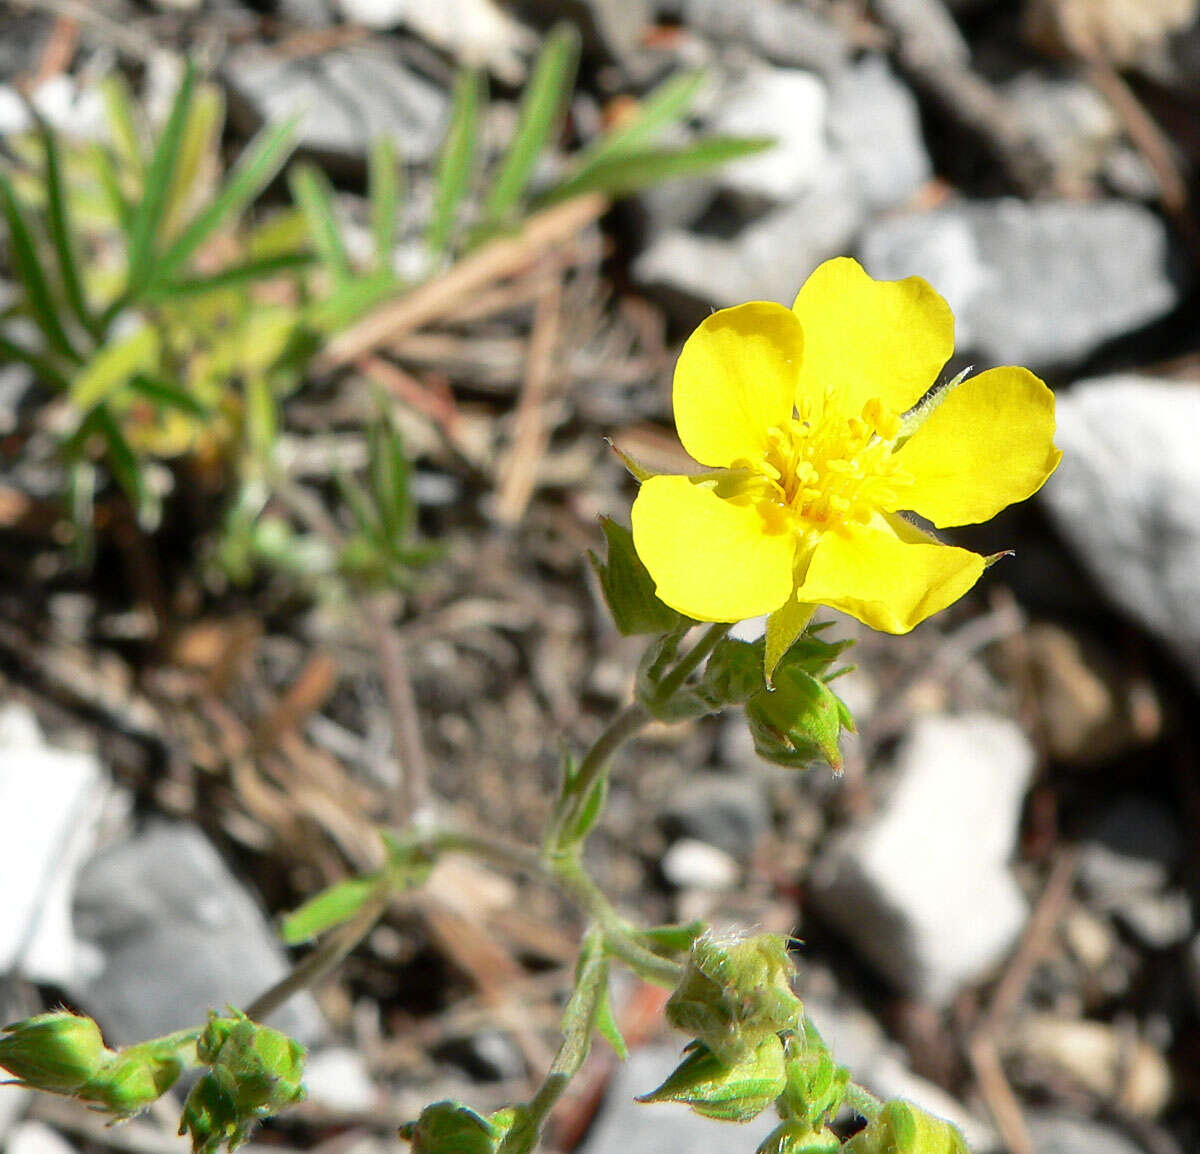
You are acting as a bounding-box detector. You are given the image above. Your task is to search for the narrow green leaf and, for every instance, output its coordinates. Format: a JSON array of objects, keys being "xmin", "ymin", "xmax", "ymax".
[
  {"xmin": 306, "ymin": 267, "xmax": 399, "ymax": 333},
  {"xmin": 574, "ymin": 69, "xmax": 708, "ymax": 170},
  {"xmin": 0, "ymin": 174, "xmax": 83, "ymax": 363},
  {"xmin": 281, "ymin": 874, "xmax": 383, "ymax": 944},
  {"xmin": 244, "ymin": 374, "xmax": 278, "ymax": 461},
  {"xmin": 90, "ymin": 144, "xmax": 132, "ymax": 233},
  {"xmin": 71, "ymin": 324, "xmax": 160, "ymax": 411},
  {"xmin": 335, "ymin": 468, "xmax": 381, "ymax": 540},
  {"xmin": 127, "ymin": 372, "xmax": 210, "ymax": 417},
  {"xmin": 100, "ymin": 72, "xmax": 144, "ymax": 178},
  {"xmin": 125, "ymin": 60, "xmax": 196, "ymax": 295},
  {"xmin": 367, "ymin": 410, "xmax": 412, "ymax": 544},
  {"xmin": 89, "ymin": 404, "xmax": 151, "ymax": 522},
  {"xmin": 484, "ymin": 24, "xmax": 579, "ymax": 223},
  {"xmin": 289, "ymin": 162, "xmax": 352, "ymax": 283},
  {"xmin": 162, "ymin": 82, "xmax": 225, "ymax": 239},
  {"xmin": 65, "ymin": 459, "xmax": 96, "ymax": 566},
  {"xmin": 368, "ymin": 135, "xmax": 400, "ymax": 270},
  {"xmin": 142, "ymin": 251, "xmax": 313, "ymax": 301},
  {"xmin": 429, "ymin": 69, "xmax": 483, "ymax": 254},
  {"xmin": 39, "ymin": 119, "xmax": 101, "ymax": 341},
  {"xmin": 0, "ymin": 329, "xmax": 72, "ymax": 392},
  {"xmin": 538, "ymin": 136, "xmax": 774, "ymax": 206},
  {"xmin": 154, "ymin": 115, "xmax": 300, "ymax": 284}
]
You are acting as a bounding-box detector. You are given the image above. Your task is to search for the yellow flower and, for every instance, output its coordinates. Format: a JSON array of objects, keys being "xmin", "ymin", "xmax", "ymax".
[{"xmin": 631, "ymin": 257, "xmax": 1061, "ymax": 672}]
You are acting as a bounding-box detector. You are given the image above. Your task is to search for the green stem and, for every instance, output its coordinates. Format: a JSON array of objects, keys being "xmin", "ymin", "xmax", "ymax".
[{"xmin": 650, "ymin": 621, "xmax": 731, "ymax": 703}]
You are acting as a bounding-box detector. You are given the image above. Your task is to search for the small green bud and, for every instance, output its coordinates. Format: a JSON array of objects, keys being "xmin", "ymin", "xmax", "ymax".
[
  {"xmin": 637, "ymin": 1036, "xmax": 786, "ymax": 1123},
  {"xmin": 778, "ymin": 1020, "xmax": 849, "ymax": 1128},
  {"xmin": 198, "ymin": 1010, "xmax": 306, "ymax": 1115},
  {"xmin": 666, "ymin": 932, "xmax": 803, "ymax": 1065},
  {"xmin": 744, "ymin": 664, "xmax": 849, "ymax": 772},
  {"xmin": 0, "ymin": 1012, "xmax": 113, "ymax": 1095},
  {"xmin": 400, "ymin": 1100, "xmax": 499, "ymax": 1154},
  {"xmin": 80, "ymin": 1040, "xmax": 186, "ymax": 1116},
  {"xmin": 180, "ymin": 1069, "xmax": 245, "ymax": 1154},
  {"xmin": 843, "ymin": 1100, "xmax": 971, "ymax": 1154},
  {"xmin": 757, "ymin": 1121, "xmax": 842, "ymax": 1154}
]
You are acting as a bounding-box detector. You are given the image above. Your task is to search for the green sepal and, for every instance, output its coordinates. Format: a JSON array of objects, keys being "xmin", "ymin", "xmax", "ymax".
[
  {"xmin": 589, "ymin": 517, "xmax": 686, "ymax": 636},
  {"xmin": 400, "ymin": 1100, "xmax": 499, "ymax": 1154},
  {"xmin": 86, "ymin": 1039, "xmax": 187, "ymax": 1117},
  {"xmin": 701, "ymin": 637, "xmax": 767, "ymax": 705},
  {"xmin": 636, "ymin": 920, "xmax": 706, "ymax": 956},
  {"xmin": 0, "ymin": 1011, "xmax": 112, "ymax": 1095},
  {"xmin": 547, "ymin": 750, "xmax": 608, "ymax": 851},
  {"xmin": 666, "ymin": 933, "xmax": 802, "ymax": 1067},
  {"xmin": 757, "ymin": 1121, "xmax": 843, "ymax": 1154},
  {"xmin": 637, "ymin": 1036, "xmax": 785, "ymax": 1123},
  {"xmin": 843, "ymin": 1099, "xmax": 971, "ymax": 1154},
  {"xmin": 778, "ymin": 1020, "xmax": 849, "ymax": 1130}
]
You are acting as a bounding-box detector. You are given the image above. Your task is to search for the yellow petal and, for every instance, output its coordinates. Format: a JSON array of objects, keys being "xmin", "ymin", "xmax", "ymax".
[
  {"xmin": 673, "ymin": 302, "xmax": 803, "ymax": 468},
  {"xmin": 631, "ymin": 474, "xmax": 797, "ymax": 622},
  {"xmin": 791, "ymin": 257, "xmax": 953, "ymax": 415},
  {"xmin": 893, "ymin": 366, "xmax": 1062, "ymax": 528},
  {"xmin": 794, "ymin": 514, "xmax": 985, "ymax": 634}
]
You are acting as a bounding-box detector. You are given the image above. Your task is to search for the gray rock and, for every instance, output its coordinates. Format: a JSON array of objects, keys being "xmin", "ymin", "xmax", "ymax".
[
  {"xmin": 302, "ymin": 1047, "xmax": 379, "ymax": 1113},
  {"xmin": 811, "ymin": 713, "xmax": 1035, "ymax": 1006},
  {"xmin": 660, "ymin": 839, "xmax": 739, "ymax": 892},
  {"xmin": 634, "ymin": 164, "xmax": 862, "ymax": 308},
  {"xmin": 1004, "ymin": 72, "xmax": 1119, "ymax": 181},
  {"xmin": 70, "ymin": 823, "xmax": 322, "ymax": 1046},
  {"xmin": 860, "ymin": 199, "xmax": 1182, "ymax": 370},
  {"xmin": 711, "ymin": 65, "xmax": 828, "ymax": 203},
  {"xmin": 1078, "ymin": 797, "xmax": 1192, "ymax": 949},
  {"xmin": 659, "ymin": 773, "xmax": 769, "ymax": 859},
  {"xmin": 827, "ymin": 55, "xmax": 932, "ymax": 212},
  {"xmin": 0, "ymin": 704, "xmax": 108, "ymax": 986},
  {"xmin": 224, "ymin": 44, "xmax": 448, "ymax": 167},
  {"xmin": 681, "ymin": 0, "xmax": 849, "ymax": 74},
  {"xmin": 578, "ymin": 1044, "xmax": 778, "ymax": 1154},
  {"xmin": 1026, "ymin": 1112, "xmax": 1149, "ymax": 1154},
  {"xmin": 1041, "ymin": 377, "xmax": 1200, "ymax": 687}
]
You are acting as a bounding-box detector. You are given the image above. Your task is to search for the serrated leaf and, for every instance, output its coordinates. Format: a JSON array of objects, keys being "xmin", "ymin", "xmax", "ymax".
[
  {"xmin": 484, "ymin": 24, "xmax": 579, "ymax": 224},
  {"xmin": 0, "ymin": 173, "xmax": 82, "ymax": 363},
  {"xmin": 538, "ymin": 136, "xmax": 774, "ymax": 206},
  {"xmin": 589, "ymin": 516, "xmax": 683, "ymax": 636},
  {"xmin": 429, "ymin": 69, "xmax": 483, "ymax": 254},
  {"xmin": 281, "ymin": 874, "xmax": 382, "ymax": 944}
]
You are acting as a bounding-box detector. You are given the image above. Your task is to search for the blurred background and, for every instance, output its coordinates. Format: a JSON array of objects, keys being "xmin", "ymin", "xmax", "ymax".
[{"xmin": 1, "ymin": 1, "xmax": 1199, "ymax": 1153}]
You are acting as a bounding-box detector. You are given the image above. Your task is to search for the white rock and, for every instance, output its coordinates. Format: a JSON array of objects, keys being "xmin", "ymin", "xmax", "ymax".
[
  {"xmin": 660, "ymin": 838, "xmax": 739, "ymax": 892},
  {"xmin": 0, "ymin": 704, "xmax": 108, "ymax": 985},
  {"xmin": 812, "ymin": 713, "xmax": 1035, "ymax": 1005},
  {"xmin": 712, "ymin": 65, "xmax": 828, "ymax": 202},
  {"xmin": 1041, "ymin": 377, "xmax": 1200, "ymax": 689},
  {"xmin": 6, "ymin": 1122, "xmax": 78, "ymax": 1154},
  {"xmin": 302, "ymin": 1047, "xmax": 378, "ymax": 1113}
]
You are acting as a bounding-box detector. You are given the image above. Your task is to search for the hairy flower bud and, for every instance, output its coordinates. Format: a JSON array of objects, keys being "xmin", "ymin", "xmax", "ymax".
[
  {"xmin": 0, "ymin": 1012, "xmax": 113, "ymax": 1095},
  {"xmin": 80, "ymin": 1039, "xmax": 187, "ymax": 1116},
  {"xmin": 666, "ymin": 932, "xmax": 802, "ymax": 1065},
  {"xmin": 843, "ymin": 1099, "xmax": 970, "ymax": 1154},
  {"xmin": 638, "ymin": 1036, "xmax": 786, "ymax": 1123}
]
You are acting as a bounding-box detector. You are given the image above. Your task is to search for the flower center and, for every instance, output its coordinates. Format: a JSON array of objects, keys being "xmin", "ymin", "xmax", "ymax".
[{"xmin": 757, "ymin": 392, "xmax": 912, "ymax": 532}]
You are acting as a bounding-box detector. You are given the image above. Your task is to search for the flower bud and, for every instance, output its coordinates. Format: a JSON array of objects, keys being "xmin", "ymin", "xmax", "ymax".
[
  {"xmin": 399, "ymin": 1100, "xmax": 499, "ymax": 1154},
  {"xmin": 79, "ymin": 1040, "xmax": 186, "ymax": 1117},
  {"xmin": 180, "ymin": 1069, "xmax": 244, "ymax": 1154},
  {"xmin": 666, "ymin": 932, "xmax": 803, "ymax": 1065},
  {"xmin": 637, "ymin": 1036, "xmax": 786, "ymax": 1123},
  {"xmin": 198, "ymin": 1010, "xmax": 305, "ymax": 1114},
  {"xmin": 843, "ymin": 1099, "xmax": 970, "ymax": 1154},
  {"xmin": 0, "ymin": 1012, "xmax": 113, "ymax": 1095},
  {"xmin": 779, "ymin": 1020, "xmax": 848, "ymax": 1129}
]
